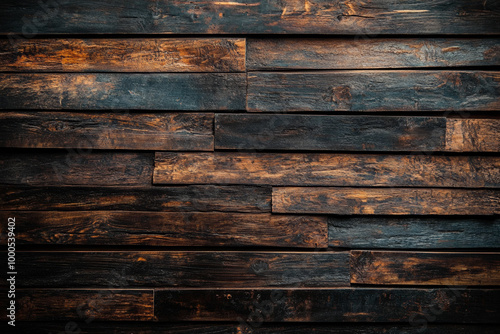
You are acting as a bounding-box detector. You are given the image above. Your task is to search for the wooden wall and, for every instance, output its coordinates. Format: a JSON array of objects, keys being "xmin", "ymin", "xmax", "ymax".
[{"xmin": 1, "ymin": 1, "xmax": 499, "ymax": 333}]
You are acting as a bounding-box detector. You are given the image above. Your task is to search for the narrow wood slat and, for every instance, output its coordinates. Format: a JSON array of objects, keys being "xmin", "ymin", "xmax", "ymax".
[
  {"xmin": 1, "ymin": 1, "xmax": 499, "ymax": 34},
  {"xmin": 247, "ymin": 38, "xmax": 500, "ymax": 70},
  {"xmin": 247, "ymin": 71, "xmax": 500, "ymax": 112},
  {"xmin": 0, "ymin": 186, "xmax": 271, "ymax": 212},
  {"xmin": 13, "ymin": 251, "xmax": 349, "ymax": 288},
  {"xmin": 0, "ymin": 74, "xmax": 246, "ymax": 110},
  {"xmin": 154, "ymin": 152, "xmax": 500, "ymax": 188},
  {"xmin": 0, "ymin": 112, "xmax": 214, "ymax": 151},
  {"xmin": 328, "ymin": 217, "xmax": 500, "ymax": 249},
  {"xmin": 215, "ymin": 115, "xmax": 446, "ymax": 152},
  {"xmin": 446, "ymin": 118, "xmax": 500, "ymax": 152},
  {"xmin": 0, "ymin": 38, "xmax": 246, "ymax": 72},
  {"xmin": 0, "ymin": 211, "xmax": 327, "ymax": 248},
  {"xmin": 154, "ymin": 288, "xmax": 500, "ymax": 322},
  {"xmin": 273, "ymin": 187, "xmax": 500, "ymax": 215},
  {"xmin": 351, "ymin": 251, "xmax": 500, "ymax": 286}
]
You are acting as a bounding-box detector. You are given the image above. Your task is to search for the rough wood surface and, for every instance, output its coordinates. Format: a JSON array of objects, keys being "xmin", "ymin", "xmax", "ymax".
[
  {"xmin": 154, "ymin": 152, "xmax": 500, "ymax": 188},
  {"xmin": 0, "ymin": 74, "xmax": 246, "ymax": 110},
  {"xmin": 446, "ymin": 118, "xmax": 500, "ymax": 152},
  {"xmin": 215, "ymin": 115, "xmax": 446, "ymax": 151},
  {"xmin": 273, "ymin": 187, "xmax": 500, "ymax": 215},
  {"xmin": 0, "ymin": 38, "xmax": 245, "ymax": 72},
  {"xmin": 247, "ymin": 38, "xmax": 500, "ymax": 70},
  {"xmin": 0, "ymin": 211, "xmax": 327, "ymax": 248},
  {"xmin": 0, "ymin": 112, "xmax": 214, "ymax": 151},
  {"xmin": 247, "ymin": 71, "xmax": 500, "ymax": 112},
  {"xmin": 351, "ymin": 251, "xmax": 500, "ymax": 286}
]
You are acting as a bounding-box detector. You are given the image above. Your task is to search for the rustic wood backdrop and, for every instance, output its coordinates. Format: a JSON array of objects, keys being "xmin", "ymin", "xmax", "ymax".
[{"xmin": 1, "ymin": 0, "xmax": 499, "ymax": 333}]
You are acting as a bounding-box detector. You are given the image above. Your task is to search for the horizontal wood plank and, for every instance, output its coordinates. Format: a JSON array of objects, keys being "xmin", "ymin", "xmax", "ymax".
[
  {"xmin": 0, "ymin": 112, "xmax": 214, "ymax": 151},
  {"xmin": 0, "ymin": 38, "xmax": 245, "ymax": 72},
  {"xmin": 273, "ymin": 187, "xmax": 500, "ymax": 215},
  {"xmin": 0, "ymin": 211, "xmax": 327, "ymax": 248},
  {"xmin": 446, "ymin": 118, "xmax": 500, "ymax": 152},
  {"xmin": 351, "ymin": 251, "xmax": 500, "ymax": 286},
  {"xmin": 154, "ymin": 152, "xmax": 500, "ymax": 188},
  {"xmin": 247, "ymin": 38, "xmax": 500, "ymax": 70},
  {"xmin": 215, "ymin": 115, "xmax": 446, "ymax": 152},
  {"xmin": 0, "ymin": 74, "xmax": 246, "ymax": 110}
]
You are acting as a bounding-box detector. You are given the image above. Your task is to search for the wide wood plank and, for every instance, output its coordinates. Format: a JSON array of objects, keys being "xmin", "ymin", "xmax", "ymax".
[
  {"xmin": 0, "ymin": 38, "xmax": 245, "ymax": 72},
  {"xmin": 1, "ymin": 1, "xmax": 499, "ymax": 34},
  {"xmin": 154, "ymin": 288, "xmax": 500, "ymax": 322},
  {"xmin": 247, "ymin": 38, "xmax": 500, "ymax": 70},
  {"xmin": 247, "ymin": 71, "xmax": 500, "ymax": 112},
  {"xmin": 154, "ymin": 152, "xmax": 500, "ymax": 188},
  {"xmin": 0, "ymin": 74, "xmax": 245, "ymax": 110},
  {"xmin": 351, "ymin": 251, "xmax": 500, "ymax": 286},
  {"xmin": 0, "ymin": 112, "xmax": 214, "ymax": 151},
  {"xmin": 329, "ymin": 217, "xmax": 500, "ymax": 249},
  {"xmin": 0, "ymin": 151, "xmax": 153, "ymax": 186},
  {"xmin": 446, "ymin": 118, "xmax": 500, "ymax": 152},
  {"xmin": 14, "ymin": 251, "xmax": 349, "ymax": 288},
  {"xmin": 0, "ymin": 186, "xmax": 271, "ymax": 212},
  {"xmin": 273, "ymin": 187, "xmax": 500, "ymax": 215},
  {"xmin": 0, "ymin": 211, "xmax": 327, "ymax": 248},
  {"xmin": 215, "ymin": 115, "xmax": 446, "ymax": 152}
]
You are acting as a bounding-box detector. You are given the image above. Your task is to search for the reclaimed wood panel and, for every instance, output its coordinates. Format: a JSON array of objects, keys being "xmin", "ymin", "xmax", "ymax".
[
  {"xmin": 247, "ymin": 38, "xmax": 500, "ymax": 70},
  {"xmin": 247, "ymin": 71, "xmax": 500, "ymax": 112},
  {"xmin": 1, "ymin": 1, "xmax": 499, "ymax": 35},
  {"xmin": 0, "ymin": 74, "xmax": 246, "ymax": 110},
  {"xmin": 215, "ymin": 115, "xmax": 446, "ymax": 152},
  {"xmin": 154, "ymin": 152, "xmax": 500, "ymax": 188},
  {"xmin": 351, "ymin": 251, "xmax": 500, "ymax": 286},
  {"xmin": 154, "ymin": 288, "xmax": 500, "ymax": 322},
  {"xmin": 0, "ymin": 211, "xmax": 327, "ymax": 248},
  {"xmin": 0, "ymin": 38, "xmax": 245, "ymax": 72},
  {"xmin": 0, "ymin": 186, "xmax": 271, "ymax": 212},
  {"xmin": 273, "ymin": 187, "xmax": 500, "ymax": 215},
  {"xmin": 328, "ymin": 217, "xmax": 500, "ymax": 249},
  {"xmin": 446, "ymin": 118, "xmax": 500, "ymax": 152},
  {"xmin": 0, "ymin": 112, "xmax": 214, "ymax": 151}
]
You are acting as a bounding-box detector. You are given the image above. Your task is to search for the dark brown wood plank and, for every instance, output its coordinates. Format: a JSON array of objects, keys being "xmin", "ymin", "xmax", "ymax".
[
  {"xmin": 1, "ymin": 1, "xmax": 499, "ymax": 34},
  {"xmin": 351, "ymin": 251, "xmax": 500, "ymax": 286},
  {"xmin": 0, "ymin": 112, "xmax": 214, "ymax": 151},
  {"xmin": 13, "ymin": 251, "xmax": 349, "ymax": 288},
  {"xmin": 0, "ymin": 38, "xmax": 245, "ymax": 72},
  {"xmin": 446, "ymin": 118, "xmax": 500, "ymax": 152},
  {"xmin": 247, "ymin": 71, "xmax": 500, "ymax": 112},
  {"xmin": 154, "ymin": 152, "xmax": 500, "ymax": 188},
  {"xmin": 0, "ymin": 211, "xmax": 327, "ymax": 248},
  {"xmin": 329, "ymin": 217, "xmax": 500, "ymax": 249},
  {"xmin": 0, "ymin": 151, "xmax": 153, "ymax": 186},
  {"xmin": 0, "ymin": 74, "xmax": 245, "ymax": 110},
  {"xmin": 215, "ymin": 115, "xmax": 446, "ymax": 152},
  {"xmin": 247, "ymin": 38, "xmax": 500, "ymax": 70},
  {"xmin": 154, "ymin": 288, "xmax": 500, "ymax": 322},
  {"xmin": 273, "ymin": 187, "xmax": 500, "ymax": 215},
  {"xmin": 0, "ymin": 186, "xmax": 271, "ymax": 212}
]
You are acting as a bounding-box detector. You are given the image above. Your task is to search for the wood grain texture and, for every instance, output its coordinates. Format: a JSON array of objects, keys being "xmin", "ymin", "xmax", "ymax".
[
  {"xmin": 154, "ymin": 288, "xmax": 500, "ymax": 322},
  {"xmin": 0, "ymin": 186, "xmax": 271, "ymax": 212},
  {"xmin": 351, "ymin": 251, "xmax": 500, "ymax": 286},
  {"xmin": 273, "ymin": 187, "xmax": 500, "ymax": 215},
  {"xmin": 0, "ymin": 74, "xmax": 245, "ymax": 110},
  {"xmin": 247, "ymin": 38, "xmax": 500, "ymax": 70},
  {"xmin": 328, "ymin": 217, "xmax": 500, "ymax": 249},
  {"xmin": 0, "ymin": 151, "xmax": 153, "ymax": 186},
  {"xmin": 0, "ymin": 38, "xmax": 245, "ymax": 72},
  {"xmin": 0, "ymin": 211, "xmax": 327, "ymax": 248},
  {"xmin": 0, "ymin": 112, "xmax": 214, "ymax": 151},
  {"xmin": 14, "ymin": 251, "xmax": 349, "ymax": 288},
  {"xmin": 247, "ymin": 71, "xmax": 500, "ymax": 112},
  {"xmin": 215, "ymin": 115, "xmax": 446, "ymax": 152},
  {"xmin": 446, "ymin": 118, "xmax": 500, "ymax": 152},
  {"xmin": 1, "ymin": 1, "xmax": 499, "ymax": 34},
  {"xmin": 154, "ymin": 152, "xmax": 500, "ymax": 188}
]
